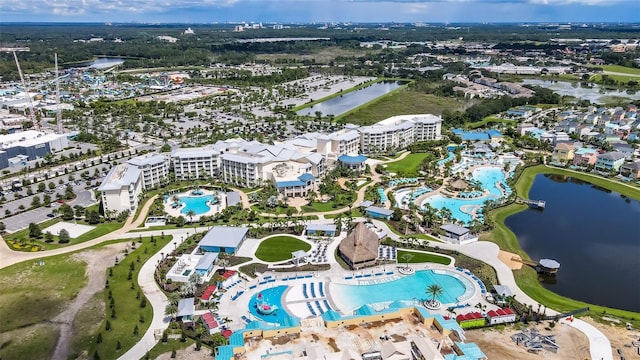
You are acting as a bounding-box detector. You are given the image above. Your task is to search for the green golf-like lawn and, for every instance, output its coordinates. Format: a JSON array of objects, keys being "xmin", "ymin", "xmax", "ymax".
[
  {"xmin": 396, "ymin": 250, "xmax": 451, "ymax": 265},
  {"xmin": 384, "ymin": 153, "xmax": 429, "ymax": 176},
  {"xmin": 255, "ymin": 236, "xmax": 312, "ymax": 262}
]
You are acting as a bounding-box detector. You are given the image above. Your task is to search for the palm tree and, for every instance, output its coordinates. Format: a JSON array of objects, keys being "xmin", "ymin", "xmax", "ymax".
[
  {"xmin": 186, "ymin": 209, "xmax": 196, "ymax": 224},
  {"xmin": 400, "ymin": 253, "xmax": 414, "ymax": 270},
  {"xmin": 164, "ymin": 303, "xmax": 178, "ymax": 320},
  {"xmin": 426, "ymin": 284, "xmax": 443, "ymax": 306}
]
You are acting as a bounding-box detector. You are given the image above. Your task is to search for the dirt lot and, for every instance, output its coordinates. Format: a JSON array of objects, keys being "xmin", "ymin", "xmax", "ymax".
[
  {"xmin": 465, "ymin": 322, "xmax": 590, "ymax": 360},
  {"xmin": 582, "ymin": 317, "xmax": 640, "ymax": 360},
  {"xmin": 156, "ymin": 344, "xmax": 212, "ymax": 360},
  {"xmin": 51, "ymin": 242, "xmax": 129, "ymax": 360}
]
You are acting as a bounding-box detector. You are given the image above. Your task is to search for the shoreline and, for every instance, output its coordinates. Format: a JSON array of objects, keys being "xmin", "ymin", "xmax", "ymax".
[{"xmin": 486, "ymin": 164, "xmax": 640, "ymax": 319}]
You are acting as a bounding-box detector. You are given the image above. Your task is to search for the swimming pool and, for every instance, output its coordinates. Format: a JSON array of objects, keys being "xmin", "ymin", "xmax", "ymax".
[
  {"xmin": 330, "ymin": 270, "xmax": 467, "ymax": 311},
  {"xmin": 249, "ymin": 286, "xmax": 289, "ymax": 324},
  {"xmin": 422, "ymin": 167, "xmax": 509, "ymax": 224},
  {"xmin": 179, "ymin": 194, "xmax": 215, "ymax": 215}
]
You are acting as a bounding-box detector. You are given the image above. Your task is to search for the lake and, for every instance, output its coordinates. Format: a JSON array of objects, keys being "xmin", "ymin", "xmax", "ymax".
[
  {"xmin": 505, "ymin": 174, "xmax": 640, "ymax": 312},
  {"xmin": 77, "ymin": 57, "xmax": 124, "ymax": 69},
  {"xmin": 296, "ymin": 81, "xmax": 405, "ymax": 117},
  {"xmin": 522, "ymin": 79, "xmax": 640, "ymax": 104}
]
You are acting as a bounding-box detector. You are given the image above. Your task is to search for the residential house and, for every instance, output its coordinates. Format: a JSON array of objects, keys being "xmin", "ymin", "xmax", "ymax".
[
  {"xmin": 620, "ymin": 161, "xmax": 640, "ymax": 179},
  {"xmin": 552, "ymin": 142, "xmax": 575, "ymax": 163},
  {"xmin": 572, "ymin": 148, "xmax": 598, "ymax": 166},
  {"xmin": 594, "ymin": 152, "xmax": 626, "ymax": 172}
]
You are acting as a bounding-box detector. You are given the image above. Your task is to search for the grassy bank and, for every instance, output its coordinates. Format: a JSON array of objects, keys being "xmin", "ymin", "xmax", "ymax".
[
  {"xmin": 0, "ymin": 254, "xmax": 87, "ymax": 360},
  {"xmin": 341, "ymin": 89, "xmax": 464, "ymax": 125},
  {"xmin": 465, "ymin": 116, "xmax": 516, "ymax": 129},
  {"xmin": 484, "ymin": 165, "xmax": 640, "ymax": 323},
  {"xmin": 89, "ymin": 236, "xmax": 172, "ymax": 360},
  {"xmin": 4, "ymin": 221, "xmax": 124, "ymax": 252},
  {"xmin": 291, "ymin": 78, "xmax": 384, "ymax": 112}
]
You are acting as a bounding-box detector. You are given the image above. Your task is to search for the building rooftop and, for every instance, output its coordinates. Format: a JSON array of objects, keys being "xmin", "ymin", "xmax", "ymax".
[
  {"xmin": 200, "ymin": 226, "xmax": 249, "ymax": 249},
  {"xmin": 441, "ymin": 223, "xmax": 471, "ymax": 236},
  {"xmin": 338, "ymin": 154, "xmax": 367, "ymax": 164},
  {"xmin": 177, "ymin": 297, "xmax": 195, "ymax": 317},
  {"xmin": 127, "ymin": 153, "xmax": 168, "ymax": 167},
  {"xmin": 97, "ymin": 163, "xmax": 141, "ymax": 191},
  {"xmin": 364, "ymin": 206, "xmax": 394, "ymax": 216}
]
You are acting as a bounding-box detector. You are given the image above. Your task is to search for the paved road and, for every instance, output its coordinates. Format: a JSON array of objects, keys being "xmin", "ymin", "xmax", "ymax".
[{"xmin": 0, "ymin": 195, "xmax": 158, "ymax": 269}]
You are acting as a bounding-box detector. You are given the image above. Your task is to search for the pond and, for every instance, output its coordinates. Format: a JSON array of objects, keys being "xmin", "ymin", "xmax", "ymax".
[
  {"xmin": 296, "ymin": 81, "xmax": 405, "ymax": 117},
  {"xmin": 522, "ymin": 79, "xmax": 640, "ymax": 104},
  {"xmin": 78, "ymin": 57, "xmax": 124, "ymax": 69},
  {"xmin": 505, "ymin": 174, "xmax": 640, "ymax": 312}
]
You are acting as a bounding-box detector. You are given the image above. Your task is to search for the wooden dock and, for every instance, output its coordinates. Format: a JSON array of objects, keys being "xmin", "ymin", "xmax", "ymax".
[
  {"xmin": 511, "ymin": 257, "xmax": 559, "ymax": 274},
  {"xmin": 519, "ymin": 198, "xmax": 546, "ymax": 209}
]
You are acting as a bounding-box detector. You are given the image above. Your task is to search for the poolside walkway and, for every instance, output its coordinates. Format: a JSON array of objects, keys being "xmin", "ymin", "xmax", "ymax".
[
  {"xmin": 0, "ymin": 194, "xmax": 159, "ymax": 270},
  {"xmin": 369, "ymin": 220, "xmax": 613, "ymax": 360}
]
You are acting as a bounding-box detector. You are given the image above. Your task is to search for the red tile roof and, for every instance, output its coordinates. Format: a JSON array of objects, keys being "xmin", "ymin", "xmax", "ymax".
[
  {"xmin": 221, "ymin": 329, "xmax": 233, "ymax": 338},
  {"xmin": 201, "ymin": 312, "xmax": 218, "ymax": 329},
  {"xmin": 221, "ymin": 270, "xmax": 236, "ymax": 279},
  {"xmin": 201, "ymin": 285, "xmax": 218, "ymax": 301}
]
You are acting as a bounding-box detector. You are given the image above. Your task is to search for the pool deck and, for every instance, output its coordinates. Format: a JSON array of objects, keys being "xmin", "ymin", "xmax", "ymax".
[
  {"xmin": 210, "ymin": 228, "xmax": 490, "ymax": 327},
  {"xmin": 163, "ymin": 189, "xmax": 226, "ymax": 221}
]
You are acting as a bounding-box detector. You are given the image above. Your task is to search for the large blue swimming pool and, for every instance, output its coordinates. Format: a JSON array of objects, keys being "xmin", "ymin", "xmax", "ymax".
[
  {"xmin": 422, "ymin": 167, "xmax": 510, "ymax": 224},
  {"xmin": 331, "ymin": 270, "xmax": 466, "ymax": 311},
  {"xmin": 179, "ymin": 195, "xmax": 215, "ymax": 215}
]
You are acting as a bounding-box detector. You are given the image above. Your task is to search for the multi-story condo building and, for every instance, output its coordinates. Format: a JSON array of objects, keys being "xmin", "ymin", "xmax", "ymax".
[
  {"xmin": 359, "ymin": 114, "xmax": 443, "ymax": 154},
  {"xmin": 316, "ymin": 127, "xmax": 361, "ymax": 160},
  {"xmin": 98, "ymin": 163, "xmax": 143, "ymax": 218},
  {"xmin": 127, "ymin": 153, "xmax": 169, "ymax": 189},
  {"xmin": 170, "ymin": 147, "xmax": 218, "ymax": 180}
]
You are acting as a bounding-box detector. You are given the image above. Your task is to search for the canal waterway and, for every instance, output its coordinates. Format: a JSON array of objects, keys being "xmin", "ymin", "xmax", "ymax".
[
  {"xmin": 296, "ymin": 80, "xmax": 405, "ymax": 117},
  {"xmin": 505, "ymin": 174, "xmax": 640, "ymax": 312}
]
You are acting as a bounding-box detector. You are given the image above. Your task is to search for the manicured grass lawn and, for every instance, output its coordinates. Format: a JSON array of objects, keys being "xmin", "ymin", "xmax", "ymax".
[
  {"xmin": 396, "ymin": 250, "xmax": 451, "ymax": 265},
  {"xmin": 516, "ymin": 165, "xmax": 640, "ymax": 201},
  {"xmin": 384, "ymin": 153, "xmax": 429, "ymax": 175},
  {"xmin": 302, "ymin": 201, "xmax": 344, "ymax": 212},
  {"xmin": 595, "ymin": 65, "xmax": 640, "ymax": 75},
  {"xmin": 0, "ymin": 252, "xmax": 87, "ymax": 360},
  {"xmin": 484, "ymin": 165, "xmax": 640, "ymax": 323},
  {"xmin": 4, "ymin": 221, "xmax": 124, "ymax": 251},
  {"xmin": 340, "ymin": 89, "xmax": 464, "ymax": 125},
  {"xmin": 466, "ymin": 116, "xmax": 516, "ymax": 129},
  {"xmin": 255, "ymin": 236, "xmax": 311, "ymax": 262},
  {"xmin": 89, "ymin": 236, "xmax": 172, "ymax": 360},
  {"xmin": 590, "ymin": 73, "xmax": 640, "ymax": 84}
]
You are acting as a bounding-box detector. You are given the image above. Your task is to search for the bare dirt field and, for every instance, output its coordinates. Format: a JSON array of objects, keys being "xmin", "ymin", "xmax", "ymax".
[
  {"xmin": 156, "ymin": 344, "xmax": 212, "ymax": 360},
  {"xmin": 51, "ymin": 242, "xmax": 129, "ymax": 360},
  {"xmin": 465, "ymin": 322, "xmax": 590, "ymax": 360},
  {"xmin": 582, "ymin": 317, "xmax": 640, "ymax": 360}
]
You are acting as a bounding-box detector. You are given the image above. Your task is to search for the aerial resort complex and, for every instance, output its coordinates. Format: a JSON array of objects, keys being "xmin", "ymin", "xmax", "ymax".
[{"xmin": 1, "ymin": 20, "xmax": 639, "ymax": 360}]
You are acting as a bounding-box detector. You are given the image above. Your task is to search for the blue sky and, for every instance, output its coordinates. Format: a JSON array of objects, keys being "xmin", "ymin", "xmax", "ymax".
[{"xmin": 1, "ymin": 0, "xmax": 639, "ymax": 23}]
